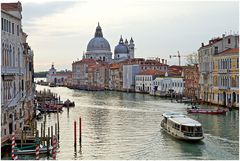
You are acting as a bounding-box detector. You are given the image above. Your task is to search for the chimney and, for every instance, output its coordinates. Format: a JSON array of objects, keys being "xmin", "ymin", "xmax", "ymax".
[
  {"xmin": 222, "ymin": 34, "xmax": 225, "ymax": 38},
  {"xmin": 162, "ymin": 59, "xmax": 164, "ymax": 64},
  {"xmin": 201, "ymin": 43, "xmax": 204, "ymax": 47},
  {"xmin": 165, "ymin": 60, "xmax": 167, "ymax": 65}
]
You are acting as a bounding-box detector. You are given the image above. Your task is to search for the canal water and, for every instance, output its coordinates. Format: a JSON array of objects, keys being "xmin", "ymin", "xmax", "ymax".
[
  {"xmin": 33, "ymin": 84, "xmax": 239, "ymax": 160},
  {"xmin": 2, "ymin": 80, "xmax": 238, "ymax": 160}
]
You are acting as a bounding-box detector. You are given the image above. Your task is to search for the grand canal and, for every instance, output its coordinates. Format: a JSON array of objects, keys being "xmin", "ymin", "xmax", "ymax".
[{"xmin": 29, "ymin": 84, "xmax": 238, "ymax": 160}]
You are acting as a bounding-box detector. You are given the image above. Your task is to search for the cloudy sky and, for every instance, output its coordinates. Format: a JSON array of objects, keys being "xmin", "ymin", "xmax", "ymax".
[{"xmin": 5, "ymin": 0, "xmax": 239, "ymax": 71}]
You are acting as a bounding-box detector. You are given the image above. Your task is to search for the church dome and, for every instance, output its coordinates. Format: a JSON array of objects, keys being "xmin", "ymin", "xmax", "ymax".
[
  {"xmin": 86, "ymin": 23, "xmax": 111, "ymax": 52},
  {"xmin": 114, "ymin": 36, "xmax": 129, "ymax": 54}
]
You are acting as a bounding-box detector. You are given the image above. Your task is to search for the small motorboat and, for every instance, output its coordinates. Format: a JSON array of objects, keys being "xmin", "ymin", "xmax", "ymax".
[
  {"xmin": 187, "ymin": 108, "xmax": 228, "ymax": 115},
  {"xmin": 16, "ymin": 144, "xmax": 53, "ymax": 155}
]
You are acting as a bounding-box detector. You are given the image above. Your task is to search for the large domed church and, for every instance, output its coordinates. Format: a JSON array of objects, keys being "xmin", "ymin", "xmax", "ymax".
[
  {"xmin": 84, "ymin": 23, "xmax": 135, "ymax": 62},
  {"xmin": 85, "ymin": 23, "xmax": 112, "ymax": 62}
]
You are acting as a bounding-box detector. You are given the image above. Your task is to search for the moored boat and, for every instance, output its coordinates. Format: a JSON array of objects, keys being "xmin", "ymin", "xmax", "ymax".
[
  {"xmin": 187, "ymin": 108, "xmax": 227, "ymax": 114},
  {"xmin": 16, "ymin": 144, "xmax": 53, "ymax": 155},
  {"xmin": 161, "ymin": 112, "xmax": 204, "ymax": 141}
]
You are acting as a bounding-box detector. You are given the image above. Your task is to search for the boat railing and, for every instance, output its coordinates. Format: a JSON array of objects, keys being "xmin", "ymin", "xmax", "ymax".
[{"xmin": 183, "ymin": 131, "xmax": 203, "ymax": 137}]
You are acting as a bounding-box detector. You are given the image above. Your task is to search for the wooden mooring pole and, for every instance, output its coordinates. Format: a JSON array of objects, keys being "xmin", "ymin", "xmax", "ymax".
[
  {"xmin": 51, "ymin": 126, "xmax": 53, "ymax": 145},
  {"xmin": 79, "ymin": 117, "xmax": 82, "ymax": 145},
  {"xmin": 74, "ymin": 121, "xmax": 76, "ymax": 147},
  {"xmin": 57, "ymin": 108, "xmax": 60, "ymax": 141}
]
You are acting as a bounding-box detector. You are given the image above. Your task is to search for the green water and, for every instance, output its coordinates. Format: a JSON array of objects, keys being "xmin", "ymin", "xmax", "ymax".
[{"xmin": 2, "ymin": 83, "xmax": 239, "ymax": 160}]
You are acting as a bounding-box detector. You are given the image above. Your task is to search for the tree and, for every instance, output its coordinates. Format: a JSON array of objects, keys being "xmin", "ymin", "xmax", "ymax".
[{"xmin": 186, "ymin": 52, "xmax": 199, "ymax": 65}]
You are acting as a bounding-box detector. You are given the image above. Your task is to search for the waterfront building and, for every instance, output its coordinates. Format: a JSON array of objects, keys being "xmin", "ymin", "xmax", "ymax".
[
  {"xmin": 72, "ymin": 59, "xmax": 97, "ymax": 89},
  {"xmin": 22, "ymin": 34, "xmax": 35, "ymax": 125},
  {"xmin": 182, "ymin": 65, "xmax": 200, "ymax": 99},
  {"xmin": 123, "ymin": 64, "xmax": 140, "ymax": 92},
  {"xmin": 109, "ymin": 63, "xmax": 122, "ymax": 91},
  {"xmin": 151, "ymin": 68, "xmax": 184, "ymax": 96},
  {"xmin": 135, "ymin": 70, "xmax": 165, "ymax": 93},
  {"xmin": 88, "ymin": 62, "xmax": 109, "ymax": 90},
  {"xmin": 84, "ymin": 23, "xmax": 112, "ymax": 62},
  {"xmin": 212, "ymin": 48, "xmax": 239, "ymax": 107},
  {"xmin": 46, "ymin": 64, "xmax": 71, "ymax": 86},
  {"xmin": 1, "ymin": 2, "xmax": 34, "ymax": 144},
  {"xmin": 198, "ymin": 34, "xmax": 239, "ymax": 103}
]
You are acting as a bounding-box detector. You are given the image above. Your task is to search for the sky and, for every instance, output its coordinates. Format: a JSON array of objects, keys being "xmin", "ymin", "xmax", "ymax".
[{"xmin": 3, "ymin": 0, "xmax": 239, "ymax": 71}]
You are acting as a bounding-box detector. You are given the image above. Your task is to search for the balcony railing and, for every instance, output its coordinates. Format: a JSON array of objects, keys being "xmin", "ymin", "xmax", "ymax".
[{"xmin": 1, "ymin": 66, "xmax": 19, "ymax": 75}]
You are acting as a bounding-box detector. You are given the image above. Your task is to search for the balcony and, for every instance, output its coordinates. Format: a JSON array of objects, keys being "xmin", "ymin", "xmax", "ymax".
[
  {"xmin": 218, "ymin": 69, "xmax": 229, "ymax": 74},
  {"xmin": 219, "ymin": 86, "xmax": 229, "ymax": 90},
  {"xmin": 1, "ymin": 66, "xmax": 19, "ymax": 76}
]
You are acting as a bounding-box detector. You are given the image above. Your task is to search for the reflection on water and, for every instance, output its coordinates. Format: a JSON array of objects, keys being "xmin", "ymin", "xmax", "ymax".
[{"xmin": 5, "ymin": 81, "xmax": 237, "ymax": 160}]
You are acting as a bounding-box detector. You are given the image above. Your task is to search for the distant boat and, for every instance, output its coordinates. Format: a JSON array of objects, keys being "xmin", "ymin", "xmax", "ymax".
[
  {"xmin": 161, "ymin": 112, "xmax": 204, "ymax": 141},
  {"xmin": 187, "ymin": 108, "xmax": 227, "ymax": 115},
  {"xmin": 63, "ymin": 99, "xmax": 75, "ymax": 107}
]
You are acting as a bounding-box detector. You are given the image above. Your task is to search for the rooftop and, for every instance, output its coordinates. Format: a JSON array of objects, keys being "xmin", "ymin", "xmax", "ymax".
[{"xmin": 1, "ymin": 2, "xmax": 22, "ymax": 11}]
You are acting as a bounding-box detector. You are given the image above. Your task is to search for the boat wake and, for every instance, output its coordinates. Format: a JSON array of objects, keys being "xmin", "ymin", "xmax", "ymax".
[{"xmin": 204, "ymin": 133, "xmax": 239, "ymax": 144}]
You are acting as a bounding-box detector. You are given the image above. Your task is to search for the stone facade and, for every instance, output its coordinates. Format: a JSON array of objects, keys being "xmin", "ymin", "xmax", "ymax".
[
  {"xmin": 1, "ymin": 2, "xmax": 34, "ymax": 144},
  {"xmin": 198, "ymin": 34, "xmax": 239, "ymax": 102},
  {"xmin": 212, "ymin": 48, "xmax": 239, "ymax": 107},
  {"xmin": 183, "ymin": 65, "xmax": 200, "ymax": 99}
]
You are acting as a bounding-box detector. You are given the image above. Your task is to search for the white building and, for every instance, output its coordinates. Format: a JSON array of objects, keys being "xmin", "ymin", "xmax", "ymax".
[
  {"xmin": 135, "ymin": 70, "xmax": 165, "ymax": 93},
  {"xmin": 1, "ymin": 2, "xmax": 34, "ymax": 143},
  {"xmin": 123, "ymin": 64, "xmax": 140, "ymax": 91},
  {"xmin": 152, "ymin": 77, "xmax": 184, "ymax": 96},
  {"xmin": 46, "ymin": 64, "xmax": 71, "ymax": 86}
]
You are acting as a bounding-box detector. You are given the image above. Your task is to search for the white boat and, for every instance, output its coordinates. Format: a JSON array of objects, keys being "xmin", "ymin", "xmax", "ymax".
[{"xmin": 161, "ymin": 112, "xmax": 204, "ymax": 141}]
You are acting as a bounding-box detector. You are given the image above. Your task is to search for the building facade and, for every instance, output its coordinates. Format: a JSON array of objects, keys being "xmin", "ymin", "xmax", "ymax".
[
  {"xmin": 183, "ymin": 65, "xmax": 200, "ymax": 99},
  {"xmin": 46, "ymin": 64, "xmax": 71, "ymax": 86},
  {"xmin": 1, "ymin": 2, "xmax": 34, "ymax": 144},
  {"xmin": 135, "ymin": 70, "xmax": 165, "ymax": 93},
  {"xmin": 212, "ymin": 48, "xmax": 239, "ymax": 107},
  {"xmin": 122, "ymin": 64, "xmax": 140, "ymax": 92},
  {"xmin": 198, "ymin": 34, "xmax": 239, "ymax": 103}
]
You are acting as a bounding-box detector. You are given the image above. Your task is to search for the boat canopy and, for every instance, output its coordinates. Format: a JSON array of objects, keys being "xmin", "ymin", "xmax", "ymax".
[
  {"xmin": 169, "ymin": 117, "xmax": 202, "ymax": 126},
  {"xmin": 162, "ymin": 112, "xmax": 185, "ymax": 118},
  {"xmin": 162, "ymin": 112, "xmax": 202, "ymax": 126}
]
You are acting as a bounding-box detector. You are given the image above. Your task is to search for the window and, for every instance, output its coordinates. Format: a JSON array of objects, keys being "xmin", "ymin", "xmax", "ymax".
[
  {"xmin": 17, "ymin": 25, "xmax": 19, "ymax": 36},
  {"xmin": 1, "ymin": 18, "xmax": 3, "ymax": 30},
  {"xmin": 8, "ymin": 21, "xmax": 10, "ymax": 32},
  {"xmin": 12, "ymin": 23, "xmax": 14, "ymax": 34},
  {"xmin": 228, "ymin": 38, "xmax": 231, "ymax": 44},
  {"xmin": 4, "ymin": 19, "xmax": 6, "ymax": 31},
  {"xmin": 6, "ymin": 20, "xmax": 8, "ymax": 32},
  {"xmin": 214, "ymin": 46, "xmax": 218, "ymax": 54},
  {"xmin": 237, "ymin": 58, "xmax": 239, "ymax": 69}
]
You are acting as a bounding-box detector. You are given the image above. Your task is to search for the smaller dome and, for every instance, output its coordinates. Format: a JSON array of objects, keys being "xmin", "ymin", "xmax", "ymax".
[{"xmin": 114, "ymin": 36, "xmax": 129, "ymax": 54}]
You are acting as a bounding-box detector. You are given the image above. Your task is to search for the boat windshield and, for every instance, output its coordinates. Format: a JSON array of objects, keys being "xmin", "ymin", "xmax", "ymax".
[{"xmin": 181, "ymin": 125, "xmax": 203, "ymax": 137}]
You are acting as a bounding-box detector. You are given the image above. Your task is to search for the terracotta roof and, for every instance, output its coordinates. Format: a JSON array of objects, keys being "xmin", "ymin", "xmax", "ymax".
[
  {"xmin": 168, "ymin": 65, "xmax": 183, "ymax": 70},
  {"xmin": 139, "ymin": 69, "xmax": 165, "ymax": 76},
  {"xmin": 110, "ymin": 63, "xmax": 120, "ymax": 69},
  {"xmin": 1, "ymin": 2, "xmax": 22, "ymax": 11},
  {"xmin": 215, "ymin": 48, "xmax": 239, "ymax": 56},
  {"xmin": 73, "ymin": 59, "xmax": 97, "ymax": 64}
]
